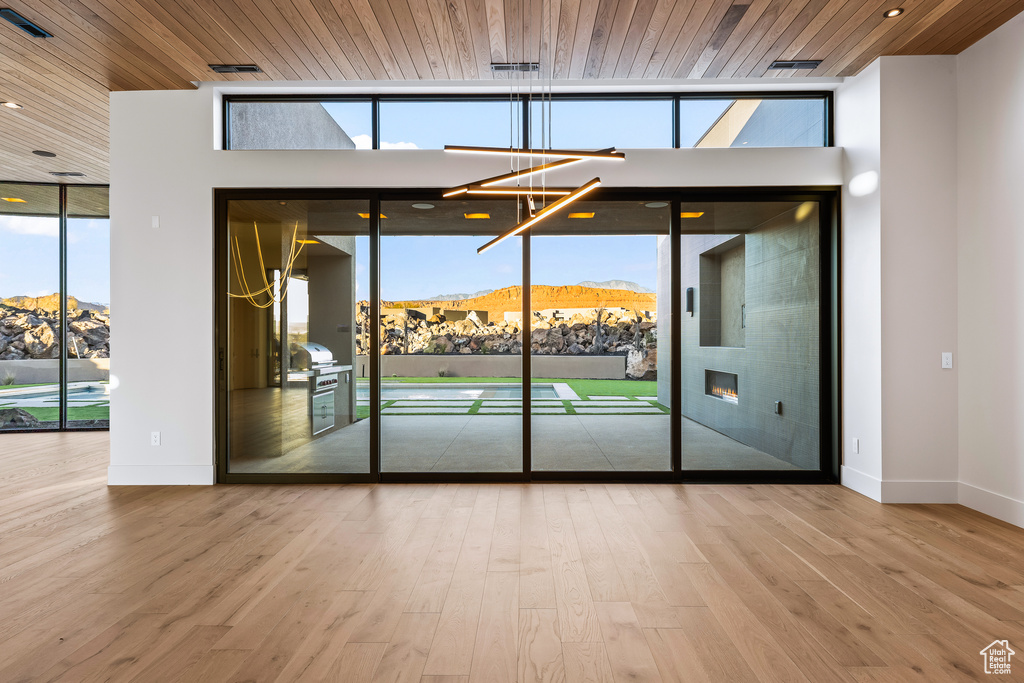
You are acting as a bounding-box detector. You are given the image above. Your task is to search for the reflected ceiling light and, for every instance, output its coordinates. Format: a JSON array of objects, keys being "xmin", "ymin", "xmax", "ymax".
[
  {"xmin": 568, "ymin": 212, "xmax": 594, "ymax": 219},
  {"xmin": 444, "ymin": 145, "xmax": 624, "ymax": 160},
  {"xmin": 1, "ymin": 101, "xmax": 23, "ymax": 109},
  {"xmin": 883, "ymin": 7, "xmax": 904, "ymax": 18},
  {"xmin": 795, "ymin": 202, "xmax": 816, "ymax": 222},
  {"xmin": 2, "ymin": 197, "xmax": 26, "ymax": 203},
  {"xmin": 464, "ymin": 213, "xmax": 491, "ymax": 219},
  {"xmin": 229, "ymin": 222, "xmax": 306, "ymax": 309},
  {"xmin": 478, "ymin": 178, "xmax": 601, "ymax": 254},
  {"xmin": 645, "ymin": 202, "xmax": 668, "ymax": 208},
  {"xmin": 411, "ymin": 203, "xmax": 434, "ymax": 209},
  {"xmin": 681, "ymin": 212, "xmax": 705, "ymax": 218},
  {"xmin": 297, "ymin": 239, "xmax": 320, "ymax": 245},
  {"xmin": 849, "ymin": 170, "xmax": 879, "ymax": 197},
  {"xmin": 357, "ymin": 212, "xmax": 387, "ymax": 219}
]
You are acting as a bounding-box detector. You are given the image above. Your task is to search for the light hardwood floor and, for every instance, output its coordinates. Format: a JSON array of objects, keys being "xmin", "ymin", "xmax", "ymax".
[{"xmin": 2, "ymin": 432, "xmax": 1024, "ymax": 682}]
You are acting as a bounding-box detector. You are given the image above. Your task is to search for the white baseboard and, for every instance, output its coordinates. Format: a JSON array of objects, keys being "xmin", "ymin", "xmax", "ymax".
[
  {"xmin": 840, "ymin": 466, "xmax": 882, "ymax": 501},
  {"xmin": 108, "ymin": 465, "xmax": 215, "ymax": 485},
  {"xmin": 880, "ymin": 479, "xmax": 958, "ymax": 504},
  {"xmin": 958, "ymin": 482, "xmax": 1024, "ymax": 528}
]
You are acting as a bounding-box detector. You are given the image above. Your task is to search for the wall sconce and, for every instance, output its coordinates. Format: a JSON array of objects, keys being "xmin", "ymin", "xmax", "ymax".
[{"xmin": 686, "ymin": 287, "xmax": 694, "ymax": 316}]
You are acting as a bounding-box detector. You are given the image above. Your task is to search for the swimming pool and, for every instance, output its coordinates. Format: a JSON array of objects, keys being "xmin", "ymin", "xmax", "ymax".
[{"xmin": 359, "ymin": 383, "xmax": 560, "ymax": 401}]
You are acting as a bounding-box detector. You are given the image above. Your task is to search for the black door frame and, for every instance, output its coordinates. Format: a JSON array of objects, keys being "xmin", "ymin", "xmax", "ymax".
[{"xmin": 215, "ymin": 186, "xmax": 840, "ymax": 484}]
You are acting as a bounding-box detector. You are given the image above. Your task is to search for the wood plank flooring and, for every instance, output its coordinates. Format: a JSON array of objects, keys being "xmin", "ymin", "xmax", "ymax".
[{"xmin": 2, "ymin": 431, "xmax": 1024, "ymax": 681}]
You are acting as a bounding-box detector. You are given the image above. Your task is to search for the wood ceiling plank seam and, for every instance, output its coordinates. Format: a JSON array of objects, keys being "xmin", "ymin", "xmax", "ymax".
[
  {"xmin": 611, "ymin": 0, "xmax": 660, "ymax": 78},
  {"xmin": 130, "ymin": 0, "xmax": 254, "ymax": 69},
  {"xmin": 901, "ymin": 0, "xmax": 990, "ymax": 53},
  {"xmin": 732, "ymin": 0, "xmax": 818, "ymax": 77},
  {"xmin": 654, "ymin": 0, "xmax": 718, "ymax": 78},
  {"xmin": 182, "ymin": 0, "xmax": 298, "ymax": 80},
  {"xmin": 829, "ymin": 0, "xmax": 959, "ymax": 71},
  {"xmin": 817, "ymin": 0, "xmax": 920, "ymax": 77},
  {"xmin": 504, "ymin": 0, "xmax": 521, "ymax": 67},
  {"xmin": 327, "ymin": 0, "xmax": 402, "ymax": 80},
  {"xmin": 0, "ymin": 45, "xmax": 112, "ymax": 119},
  {"xmin": 385, "ymin": 0, "xmax": 439, "ymax": 79},
  {"xmin": 780, "ymin": 0, "xmax": 863, "ymax": 59},
  {"xmin": 463, "ymin": 0, "xmax": 498, "ymax": 79},
  {"xmin": 625, "ymin": 0, "xmax": 684, "ymax": 79},
  {"xmin": 714, "ymin": 0, "xmax": 789, "ymax": 78},
  {"xmin": 245, "ymin": 0, "xmax": 335, "ymax": 79},
  {"xmin": 444, "ymin": 0, "xmax": 481, "ymax": 79},
  {"xmin": 833, "ymin": 0, "xmax": 960, "ymax": 75},
  {"xmin": 596, "ymin": 0, "xmax": 641, "ymax": 78},
  {"xmin": 640, "ymin": 0, "xmax": 696, "ymax": 77},
  {"xmin": 304, "ymin": 0, "xmax": 379, "ymax": 80},
  {"xmin": 0, "ymin": 0, "xmax": 168, "ymax": 91},
  {"xmin": 0, "ymin": 68, "xmax": 111, "ymax": 137},
  {"xmin": 403, "ymin": 0, "xmax": 449, "ymax": 78},
  {"xmin": 801, "ymin": 0, "xmax": 899, "ymax": 72},
  {"xmin": 568, "ymin": 0, "xmax": 600, "ymax": 78},
  {"xmin": 915, "ymin": 0, "xmax": 1018, "ymax": 54},
  {"xmin": 532, "ymin": 0, "xmax": 549, "ymax": 66},
  {"xmin": 668, "ymin": 0, "xmax": 735, "ymax": 79},
  {"xmin": 358, "ymin": 0, "xmax": 427, "ymax": 79},
  {"xmin": 743, "ymin": 0, "xmax": 835, "ymax": 77},
  {"xmin": 582, "ymin": 0, "xmax": 622, "ymax": 79},
  {"xmin": 485, "ymin": 0, "xmax": 507, "ymax": 63},
  {"xmin": 0, "ymin": 116, "xmax": 108, "ymax": 162},
  {"xmin": 276, "ymin": 0, "xmax": 356, "ymax": 79},
  {"xmin": 219, "ymin": 0, "xmax": 319, "ymax": 79},
  {"xmin": 696, "ymin": 0, "xmax": 775, "ymax": 79},
  {"xmin": 340, "ymin": 0, "xmax": 408, "ymax": 79},
  {"xmin": 426, "ymin": 0, "xmax": 464, "ymax": 79},
  {"xmin": 53, "ymin": 0, "xmax": 197, "ymax": 88},
  {"xmin": 96, "ymin": 0, "xmax": 224, "ymax": 80},
  {"xmin": 553, "ymin": 0, "xmax": 582, "ymax": 80},
  {"xmin": 0, "ymin": 129, "xmax": 108, "ymax": 168},
  {"xmin": 932, "ymin": 2, "xmax": 1024, "ymax": 55},
  {"xmin": 0, "ymin": 92, "xmax": 108, "ymax": 146}
]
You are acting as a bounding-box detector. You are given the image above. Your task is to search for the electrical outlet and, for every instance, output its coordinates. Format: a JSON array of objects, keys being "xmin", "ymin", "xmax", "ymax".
[
  {"xmin": 852, "ymin": 437, "xmax": 860, "ymax": 454},
  {"xmin": 151, "ymin": 431, "xmax": 161, "ymax": 446},
  {"xmin": 941, "ymin": 352, "xmax": 953, "ymax": 369}
]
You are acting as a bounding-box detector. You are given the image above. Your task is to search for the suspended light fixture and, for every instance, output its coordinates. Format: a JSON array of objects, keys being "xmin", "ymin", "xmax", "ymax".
[
  {"xmin": 229, "ymin": 222, "xmax": 306, "ymax": 308},
  {"xmin": 477, "ymin": 178, "xmax": 602, "ymax": 254}
]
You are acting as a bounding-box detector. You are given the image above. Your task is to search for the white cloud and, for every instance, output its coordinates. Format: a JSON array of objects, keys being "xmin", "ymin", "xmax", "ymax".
[
  {"xmin": 347, "ymin": 135, "xmax": 419, "ymax": 150},
  {"xmin": 349, "ymin": 134, "xmax": 373, "ymax": 149},
  {"xmin": 0, "ymin": 215, "xmax": 58, "ymax": 238}
]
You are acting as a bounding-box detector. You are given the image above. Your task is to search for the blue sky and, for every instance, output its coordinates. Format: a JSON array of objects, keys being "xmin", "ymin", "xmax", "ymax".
[{"xmin": 0, "ymin": 216, "xmax": 110, "ymax": 305}]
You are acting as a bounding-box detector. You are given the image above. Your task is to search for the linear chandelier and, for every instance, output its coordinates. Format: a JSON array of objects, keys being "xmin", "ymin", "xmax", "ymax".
[{"xmin": 229, "ymin": 221, "xmax": 306, "ymax": 308}]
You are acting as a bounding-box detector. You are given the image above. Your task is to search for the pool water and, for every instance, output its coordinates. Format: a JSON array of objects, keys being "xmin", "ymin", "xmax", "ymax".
[{"xmin": 359, "ymin": 383, "xmax": 558, "ymax": 401}]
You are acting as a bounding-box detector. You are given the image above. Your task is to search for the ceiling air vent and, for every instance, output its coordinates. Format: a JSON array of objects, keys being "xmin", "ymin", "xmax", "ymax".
[
  {"xmin": 0, "ymin": 9, "xmax": 53, "ymax": 38},
  {"xmin": 49, "ymin": 171, "xmax": 85, "ymax": 177},
  {"xmin": 209, "ymin": 64, "xmax": 263, "ymax": 74},
  {"xmin": 491, "ymin": 63, "xmax": 540, "ymax": 73},
  {"xmin": 769, "ymin": 60, "xmax": 822, "ymax": 70}
]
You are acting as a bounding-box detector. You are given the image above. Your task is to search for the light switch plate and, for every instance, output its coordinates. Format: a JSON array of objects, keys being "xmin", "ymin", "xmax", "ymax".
[{"xmin": 941, "ymin": 352, "xmax": 953, "ymax": 369}]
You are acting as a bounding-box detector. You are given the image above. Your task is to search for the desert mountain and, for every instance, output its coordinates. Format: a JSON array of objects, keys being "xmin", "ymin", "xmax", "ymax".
[
  {"xmin": 575, "ymin": 280, "xmax": 654, "ymax": 293},
  {"xmin": 1, "ymin": 293, "xmax": 109, "ymax": 314},
  {"xmin": 386, "ymin": 284, "xmax": 656, "ymax": 319}
]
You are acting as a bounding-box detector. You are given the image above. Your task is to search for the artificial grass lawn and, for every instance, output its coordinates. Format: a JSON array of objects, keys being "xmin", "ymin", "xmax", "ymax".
[
  {"xmin": 362, "ymin": 376, "xmax": 657, "ymax": 399},
  {"xmin": 22, "ymin": 406, "xmax": 109, "ymax": 421}
]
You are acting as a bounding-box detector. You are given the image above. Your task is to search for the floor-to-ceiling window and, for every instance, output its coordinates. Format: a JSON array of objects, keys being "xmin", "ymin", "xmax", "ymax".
[{"xmin": 0, "ymin": 182, "xmax": 109, "ymax": 432}]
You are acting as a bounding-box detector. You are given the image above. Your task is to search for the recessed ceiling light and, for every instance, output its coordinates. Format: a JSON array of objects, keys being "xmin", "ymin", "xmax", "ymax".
[
  {"xmin": 681, "ymin": 212, "xmax": 705, "ymax": 218},
  {"xmin": 568, "ymin": 212, "xmax": 595, "ymax": 219},
  {"xmin": 645, "ymin": 202, "xmax": 668, "ymax": 208},
  {"xmin": 883, "ymin": 7, "xmax": 904, "ymax": 18},
  {"xmin": 279, "ymin": 201, "xmax": 287, "ymax": 206},
  {"xmin": 464, "ymin": 213, "xmax": 490, "ymax": 219},
  {"xmin": 49, "ymin": 171, "xmax": 85, "ymax": 177},
  {"xmin": 32, "ymin": 150, "xmax": 56, "ymax": 157},
  {"xmin": 357, "ymin": 213, "xmax": 387, "ymax": 219},
  {"xmin": 2, "ymin": 197, "xmax": 26, "ymax": 203},
  {"xmin": 411, "ymin": 203, "xmax": 434, "ymax": 210},
  {"xmin": 1, "ymin": 101, "xmax": 23, "ymax": 109}
]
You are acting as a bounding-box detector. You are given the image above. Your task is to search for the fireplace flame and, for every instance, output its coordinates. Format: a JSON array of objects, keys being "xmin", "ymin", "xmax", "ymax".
[{"xmin": 710, "ymin": 385, "xmax": 738, "ymax": 403}]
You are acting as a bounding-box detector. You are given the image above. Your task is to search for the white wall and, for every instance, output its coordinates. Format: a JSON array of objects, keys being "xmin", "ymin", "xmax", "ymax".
[
  {"xmin": 956, "ymin": 13, "xmax": 1024, "ymax": 526},
  {"xmin": 837, "ymin": 56, "xmax": 960, "ymax": 504},
  {"xmin": 108, "ymin": 83, "xmax": 843, "ymax": 484}
]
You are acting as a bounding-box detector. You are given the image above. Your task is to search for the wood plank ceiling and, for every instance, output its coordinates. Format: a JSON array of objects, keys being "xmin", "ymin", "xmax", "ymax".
[{"xmin": 0, "ymin": 0, "xmax": 1021, "ymax": 184}]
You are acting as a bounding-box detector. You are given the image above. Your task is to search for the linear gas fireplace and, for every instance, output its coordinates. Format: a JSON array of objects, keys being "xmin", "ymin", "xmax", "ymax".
[{"xmin": 706, "ymin": 369, "xmax": 738, "ymax": 403}]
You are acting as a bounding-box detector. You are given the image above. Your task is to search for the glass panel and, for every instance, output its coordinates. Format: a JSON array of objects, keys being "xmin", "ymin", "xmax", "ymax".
[
  {"xmin": 0, "ymin": 184, "xmax": 60, "ymax": 431},
  {"xmin": 226, "ymin": 199, "xmax": 370, "ymax": 473},
  {"xmin": 529, "ymin": 99, "xmax": 673, "ymax": 148},
  {"xmin": 66, "ymin": 186, "xmax": 110, "ymax": 428},
  {"xmin": 379, "ymin": 100, "xmax": 520, "ymax": 149},
  {"xmin": 380, "ymin": 199, "xmax": 522, "ymax": 473},
  {"xmin": 228, "ymin": 100, "xmax": 371, "ymax": 149},
  {"xmin": 679, "ymin": 200, "xmax": 820, "ymax": 470},
  {"xmin": 680, "ymin": 98, "xmax": 826, "ymax": 147},
  {"xmin": 530, "ymin": 200, "xmax": 671, "ymax": 471}
]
